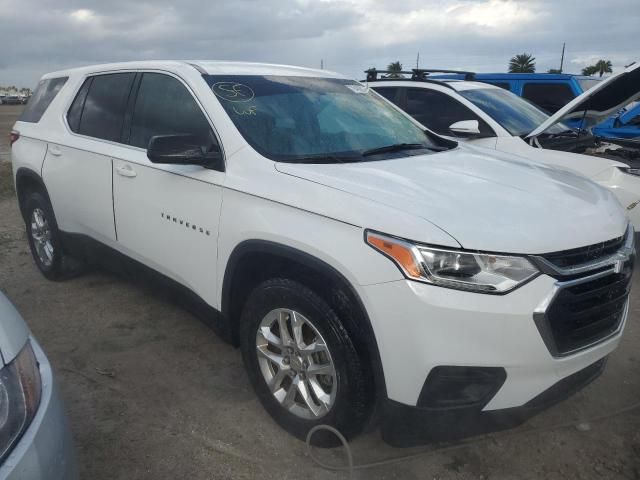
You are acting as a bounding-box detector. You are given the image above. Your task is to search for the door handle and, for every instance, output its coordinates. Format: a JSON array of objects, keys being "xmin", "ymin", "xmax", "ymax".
[
  {"xmin": 116, "ymin": 164, "xmax": 137, "ymax": 178},
  {"xmin": 49, "ymin": 145, "xmax": 61, "ymax": 157}
]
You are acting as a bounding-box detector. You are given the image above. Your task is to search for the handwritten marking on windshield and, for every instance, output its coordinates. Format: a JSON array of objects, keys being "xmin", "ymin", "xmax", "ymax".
[
  {"xmin": 212, "ymin": 82, "xmax": 255, "ymax": 102},
  {"xmin": 232, "ymin": 105, "xmax": 257, "ymax": 116}
]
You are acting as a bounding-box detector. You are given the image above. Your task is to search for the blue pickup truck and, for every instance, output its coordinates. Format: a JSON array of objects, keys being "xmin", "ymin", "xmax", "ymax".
[
  {"xmin": 437, "ymin": 73, "xmax": 639, "ymax": 140},
  {"xmin": 592, "ymin": 102, "xmax": 640, "ymax": 139}
]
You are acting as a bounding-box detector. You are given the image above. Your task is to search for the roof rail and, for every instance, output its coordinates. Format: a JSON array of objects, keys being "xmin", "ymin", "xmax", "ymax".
[
  {"xmin": 364, "ymin": 68, "xmax": 476, "ymax": 82},
  {"xmin": 412, "ymin": 69, "xmax": 476, "ymax": 81},
  {"xmin": 364, "ymin": 69, "xmax": 415, "ymax": 81}
]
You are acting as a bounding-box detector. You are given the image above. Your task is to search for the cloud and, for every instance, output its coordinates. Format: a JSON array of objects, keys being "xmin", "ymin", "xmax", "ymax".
[{"xmin": 0, "ymin": 0, "xmax": 636, "ymax": 86}]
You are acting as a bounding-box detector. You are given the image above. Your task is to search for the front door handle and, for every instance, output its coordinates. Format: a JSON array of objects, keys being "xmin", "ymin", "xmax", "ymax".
[{"xmin": 116, "ymin": 164, "xmax": 137, "ymax": 178}]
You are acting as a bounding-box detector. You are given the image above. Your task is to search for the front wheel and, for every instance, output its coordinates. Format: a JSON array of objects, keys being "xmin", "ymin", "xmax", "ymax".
[{"xmin": 240, "ymin": 278, "xmax": 372, "ymax": 445}]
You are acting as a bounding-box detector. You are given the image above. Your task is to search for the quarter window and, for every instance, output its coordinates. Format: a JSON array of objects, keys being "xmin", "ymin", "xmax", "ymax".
[
  {"xmin": 522, "ymin": 83, "xmax": 575, "ymax": 114},
  {"xmin": 67, "ymin": 79, "xmax": 91, "ymax": 133},
  {"xmin": 19, "ymin": 77, "xmax": 68, "ymax": 123},
  {"xmin": 128, "ymin": 73, "xmax": 218, "ymax": 151},
  {"xmin": 404, "ymin": 88, "xmax": 494, "ymax": 137},
  {"xmin": 73, "ymin": 73, "xmax": 136, "ymax": 142}
]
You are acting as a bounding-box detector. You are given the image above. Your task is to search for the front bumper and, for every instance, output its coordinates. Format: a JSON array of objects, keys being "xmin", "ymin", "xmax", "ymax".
[
  {"xmin": 381, "ymin": 357, "xmax": 606, "ymax": 446},
  {"xmin": 361, "ymin": 272, "xmax": 628, "ymax": 446},
  {"xmin": 0, "ymin": 337, "xmax": 77, "ymax": 480}
]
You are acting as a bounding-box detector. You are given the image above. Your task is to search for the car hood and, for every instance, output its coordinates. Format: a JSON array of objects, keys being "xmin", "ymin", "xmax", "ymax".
[
  {"xmin": 528, "ymin": 62, "xmax": 640, "ymax": 138},
  {"xmin": 275, "ymin": 146, "xmax": 627, "ymax": 253}
]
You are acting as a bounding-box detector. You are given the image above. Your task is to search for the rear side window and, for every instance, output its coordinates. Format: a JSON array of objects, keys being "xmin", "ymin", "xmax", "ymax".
[
  {"xmin": 19, "ymin": 77, "xmax": 68, "ymax": 123},
  {"xmin": 404, "ymin": 88, "xmax": 494, "ymax": 137},
  {"xmin": 128, "ymin": 73, "xmax": 217, "ymax": 151},
  {"xmin": 522, "ymin": 83, "xmax": 575, "ymax": 114},
  {"xmin": 72, "ymin": 73, "xmax": 135, "ymax": 142}
]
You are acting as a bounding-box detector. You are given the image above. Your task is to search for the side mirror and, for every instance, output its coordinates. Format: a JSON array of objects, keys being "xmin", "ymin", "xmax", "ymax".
[
  {"xmin": 147, "ymin": 135, "xmax": 223, "ymax": 169},
  {"xmin": 449, "ymin": 120, "xmax": 481, "ymax": 137}
]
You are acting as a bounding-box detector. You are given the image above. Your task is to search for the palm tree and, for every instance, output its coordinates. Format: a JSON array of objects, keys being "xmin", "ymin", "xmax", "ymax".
[
  {"xmin": 582, "ymin": 65, "xmax": 598, "ymax": 76},
  {"xmin": 508, "ymin": 53, "xmax": 536, "ymax": 73},
  {"xmin": 386, "ymin": 61, "xmax": 404, "ymax": 78},
  {"xmin": 594, "ymin": 59, "xmax": 613, "ymax": 77}
]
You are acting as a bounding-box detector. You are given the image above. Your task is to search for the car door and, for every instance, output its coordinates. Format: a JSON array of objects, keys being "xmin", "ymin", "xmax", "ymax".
[
  {"xmin": 112, "ymin": 72, "xmax": 225, "ymax": 306},
  {"xmin": 43, "ymin": 72, "xmax": 135, "ymax": 244}
]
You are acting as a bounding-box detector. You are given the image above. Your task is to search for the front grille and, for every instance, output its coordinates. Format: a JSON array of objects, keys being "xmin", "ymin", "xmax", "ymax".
[
  {"xmin": 539, "ymin": 261, "xmax": 633, "ymax": 355},
  {"xmin": 541, "ymin": 235, "xmax": 625, "ymax": 269}
]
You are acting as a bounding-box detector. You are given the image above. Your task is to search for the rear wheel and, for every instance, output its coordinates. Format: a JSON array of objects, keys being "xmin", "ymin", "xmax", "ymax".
[
  {"xmin": 24, "ymin": 191, "xmax": 83, "ymax": 280},
  {"xmin": 240, "ymin": 278, "xmax": 372, "ymax": 445}
]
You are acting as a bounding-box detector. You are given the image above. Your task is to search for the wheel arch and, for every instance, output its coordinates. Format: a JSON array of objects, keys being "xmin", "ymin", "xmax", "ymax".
[
  {"xmin": 15, "ymin": 167, "xmax": 51, "ymax": 222},
  {"xmin": 221, "ymin": 239, "xmax": 388, "ymax": 403}
]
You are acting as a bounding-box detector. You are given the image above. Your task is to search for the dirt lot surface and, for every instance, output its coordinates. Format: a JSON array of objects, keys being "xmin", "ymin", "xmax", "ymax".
[{"xmin": 1, "ymin": 105, "xmax": 640, "ymax": 479}]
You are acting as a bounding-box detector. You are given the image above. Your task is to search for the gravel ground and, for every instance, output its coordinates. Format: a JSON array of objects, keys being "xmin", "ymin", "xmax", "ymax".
[{"xmin": 1, "ymin": 105, "xmax": 640, "ymax": 479}]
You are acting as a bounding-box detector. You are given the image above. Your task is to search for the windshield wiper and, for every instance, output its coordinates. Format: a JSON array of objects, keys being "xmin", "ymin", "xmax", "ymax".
[
  {"xmin": 287, "ymin": 154, "xmax": 362, "ymax": 164},
  {"xmin": 361, "ymin": 143, "xmax": 435, "ymax": 157}
]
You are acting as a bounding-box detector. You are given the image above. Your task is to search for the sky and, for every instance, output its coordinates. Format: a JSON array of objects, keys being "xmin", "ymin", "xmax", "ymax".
[{"xmin": 0, "ymin": 0, "xmax": 638, "ymax": 88}]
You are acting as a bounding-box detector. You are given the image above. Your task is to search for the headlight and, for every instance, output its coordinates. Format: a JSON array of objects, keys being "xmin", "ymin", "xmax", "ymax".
[
  {"xmin": 366, "ymin": 231, "xmax": 539, "ymax": 293},
  {"xmin": 0, "ymin": 341, "xmax": 41, "ymax": 461}
]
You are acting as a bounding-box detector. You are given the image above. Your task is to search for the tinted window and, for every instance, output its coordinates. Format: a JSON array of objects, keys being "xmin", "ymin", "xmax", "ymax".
[
  {"xmin": 79, "ymin": 73, "xmax": 135, "ymax": 142},
  {"xmin": 459, "ymin": 88, "xmax": 570, "ymax": 137},
  {"xmin": 204, "ymin": 75, "xmax": 440, "ymax": 162},
  {"xmin": 129, "ymin": 73, "xmax": 217, "ymax": 151},
  {"xmin": 404, "ymin": 88, "xmax": 494, "ymax": 137},
  {"xmin": 19, "ymin": 77, "xmax": 68, "ymax": 123},
  {"xmin": 67, "ymin": 79, "xmax": 91, "ymax": 133},
  {"xmin": 522, "ymin": 83, "xmax": 575, "ymax": 113},
  {"xmin": 374, "ymin": 87, "xmax": 401, "ymax": 104}
]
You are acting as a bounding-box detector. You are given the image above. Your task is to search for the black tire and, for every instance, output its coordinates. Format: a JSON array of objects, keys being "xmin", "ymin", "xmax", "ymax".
[
  {"xmin": 23, "ymin": 191, "xmax": 82, "ymax": 280},
  {"xmin": 240, "ymin": 278, "xmax": 372, "ymax": 446}
]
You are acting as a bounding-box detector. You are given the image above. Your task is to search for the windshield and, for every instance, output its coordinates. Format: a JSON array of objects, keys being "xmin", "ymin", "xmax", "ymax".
[
  {"xmin": 459, "ymin": 87, "xmax": 570, "ymax": 137},
  {"xmin": 204, "ymin": 75, "xmax": 441, "ymax": 162}
]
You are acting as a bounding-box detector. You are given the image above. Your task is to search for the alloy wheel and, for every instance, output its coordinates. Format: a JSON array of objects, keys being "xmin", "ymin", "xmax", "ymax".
[
  {"xmin": 256, "ymin": 308, "xmax": 337, "ymax": 419},
  {"xmin": 30, "ymin": 208, "xmax": 54, "ymax": 267}
]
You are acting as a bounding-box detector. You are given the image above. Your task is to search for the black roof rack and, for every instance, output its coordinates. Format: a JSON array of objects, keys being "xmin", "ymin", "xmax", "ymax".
[
  {"xmin": 364, "ymin": 68, "xmax": 476, "ymax": 83},
  {"xmin": 412, "ymin": 69, "xmax": 476, "ymax": 80}
]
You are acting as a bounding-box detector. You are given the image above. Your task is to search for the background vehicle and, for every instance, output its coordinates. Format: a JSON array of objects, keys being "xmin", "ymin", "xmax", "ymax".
[
  {"xmin": 466, "ymin": 73, "xmax": 598, "ymax": 113},
  {"xmin": 10, "ymin": 61, "xmax": 633, "ymax": 447},
  {"xmin": 367, "ymin": 66, "xmax": 640, "ymax": 228},
  {"xmin": 1, "ymin": 96, "xmax": 23, "ymax": 105},
  {"xmin": 434, "ymin": 71, "xmax": 640, "ymax": 140},
  {"xmin": 0, "ymin": 292, "xmax": 77, "ymax": 479},
  {"xmin": 593, "ymin": 102, "xmax": 640, "ymax": 139}
]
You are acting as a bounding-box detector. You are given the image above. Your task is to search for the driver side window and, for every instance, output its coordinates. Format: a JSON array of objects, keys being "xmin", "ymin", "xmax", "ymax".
[
  {"xmin": 128, "ymin": 73, "xmax": 218, "ymax": 152},
  {"xmin": 403, "ymin": 88, "xmax": 494, "ymax": 137}
]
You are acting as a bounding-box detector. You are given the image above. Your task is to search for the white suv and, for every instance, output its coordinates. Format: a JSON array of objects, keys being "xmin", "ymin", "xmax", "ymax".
[
  {"xmin": 9, "ymin": 61, "xmax": 634, "ymax": 447},
  {"xmin": 367, "ymin": 66, "xmax": 640, "ymax": 229}
]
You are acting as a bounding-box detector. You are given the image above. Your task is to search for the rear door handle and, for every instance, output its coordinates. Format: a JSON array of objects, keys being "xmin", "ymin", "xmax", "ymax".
[
  {"xmin": 116, "ymin": 164, "xmax": 137, "ymax": 178},
  {"xmin": 49, "ymin": 145, "xmax": 61, "ymax": 157}
]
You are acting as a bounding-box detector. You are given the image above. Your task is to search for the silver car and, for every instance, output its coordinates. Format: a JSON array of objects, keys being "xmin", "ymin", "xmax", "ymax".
[{"xmin": 0, "ymin": 292, "xmax": 77, "ymax": 479}]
